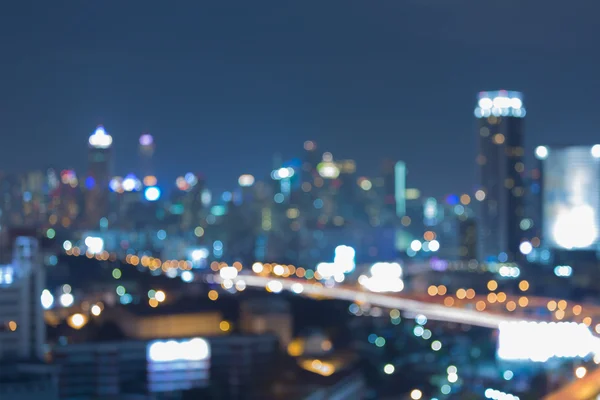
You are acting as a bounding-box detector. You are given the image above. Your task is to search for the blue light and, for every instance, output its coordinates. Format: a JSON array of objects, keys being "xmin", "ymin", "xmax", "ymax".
[
  {"xmin": 157, "ymin": 230, "xmax": 167, "ymax": 240},
  {"xmin": 498, "ymin": 252, "xmax": 508, "ymax": 263},
  {"xmin": 213, "ymin": 240, "xmax": 223, "ymax": 251},
  {"xmin": 274, "ymin": 193, "xmax": 284, "ymax": 203},
  {"xmin": 446, "ymin": 194, "xmax": 459, "ymax": 205},
  {"xmin": 144, "ymin": 186, "xmax": 161, "ymax": 202},
  {"xmin": 85, "ymin": 176, "xmax": 95, "ymax": 189},
  {"xmin": 222, "ymin": 191, "xmax": 232, "ymax": 202},
  {"xmin": 503, "ymin": 370, "xmax": 514, "ymax": 380},
  {"xmin": 313, "ymin": 199, "xmax": 323, "ymax": 209},
  {"xmin": 23, "ymin": 191, "xmax": 32, "ymax": 202}
]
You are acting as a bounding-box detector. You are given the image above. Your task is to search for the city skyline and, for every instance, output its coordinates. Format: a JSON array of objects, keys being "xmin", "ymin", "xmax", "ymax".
[{"xmin": 2, "ymin": 1, "xmax": 600, "ymax": 196}]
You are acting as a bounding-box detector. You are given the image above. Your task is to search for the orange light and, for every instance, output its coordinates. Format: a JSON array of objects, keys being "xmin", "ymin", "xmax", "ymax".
[
  {"xmin": 208, "ymin": 290, "xmax": 219, "ymax": 301},
  {"xmin": 496, "ymin": 292, "xmax": 507, "ymax": 303},
  {"xmin": 8, "ymin": 321, "xmax": 17, "ymax": 331},
  {"xmin": 437, "ymin": 285, "xmax": 447, "ymax": 295},
  {"xmin": 465, "ymin": 288, "xmax": 476, "ymax": 300},
  {"xmin": 583, "ymin": 317, "xmax": 592, "ymax": 327},
  {"xmin": 475, "ymin": 301, "xmax": 486, "ymax": 311},
  {"xmin": 547, "ymin": 300, "xmax": 557, "ymax": 311},
  {"xmin": 518, "ymin": 280, "xmax": 529, "ymax": 292},
  {"xmin": 423, "ymin": 231, "xmax": 435, "ymax": 241},
  {"xmin": 444, "ymin": 297, "xmax": 455, "ymax": 307},
  {"xmin": 427, "ymin": 285, "xmax": 438, "ymax": 296},
  {"xmin": 518, "ymin": 296, "xmax": 529, "ymax": 307},
  {"xmin": 506, "ymin": 301, "xmax": 516, "ymax": 312},
  {"xmin": 456, "ymin": 289, "xmax": 466, "ymax": 300},
  {"xmin": 149, "ymin": 298, "xmax": 159, "ymax": 308},
  {"xmin": 557, "ymin": 300, "xmax": 567, "ymax": 311},
  {"xmin": 573, "ymin": 305, "xmax": 583, "ymax": 316},
  {"xmin": 555, "ymin": 309, "xmax": 565, "ymax": 320},
  {"xmin": 487, "ymin": 280, "xmax": 498, "ymax": 291},
  {"xmin": 487, "ymin": 293, "xmax": 497, "ymax": 303}
]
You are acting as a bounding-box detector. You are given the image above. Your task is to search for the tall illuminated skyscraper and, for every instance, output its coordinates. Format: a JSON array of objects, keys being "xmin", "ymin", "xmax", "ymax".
[
  {"xmin": 535, "ymin": 145, "xmax": 600, "ymax": 252},
  {"xmin": 474, "ymin": 90, "xmax": 526, "ymax": 262},
  {"xmin": 139, "ymin": 133, "xmax": 155, "ymax": 180},
  {"xmin": 85, "ymin": 125, "xmax": 113, "ymax": 228}
]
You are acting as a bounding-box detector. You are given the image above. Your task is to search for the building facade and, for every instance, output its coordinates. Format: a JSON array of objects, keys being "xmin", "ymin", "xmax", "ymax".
[{"xmin": 474, "ymin": 90, "xmax": 526, "ymax": 262}]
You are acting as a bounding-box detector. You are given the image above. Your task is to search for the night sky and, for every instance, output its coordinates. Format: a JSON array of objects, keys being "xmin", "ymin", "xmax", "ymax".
[{"xmin": 1, "ymin": 1, "xmax": 599, "ymax": 196}]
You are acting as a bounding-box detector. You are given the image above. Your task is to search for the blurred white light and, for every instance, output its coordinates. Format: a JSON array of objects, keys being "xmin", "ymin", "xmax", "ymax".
[
  {"xmin": 144, "ymin": 186, "xmax": 161, "ymax": 201},
  {"xmin": 410, "ymin": 240, "xmax": 422, "ymax": 252},
  {"xmin": 410, "ymin": 389, "xmax": 422, "ymax": 400},
  {"xmin": 41, "ymin": 290, "xmax": 54, "ymax": 309},
  {"xmin": 147, "ymin": 338, "xmax": 210, "ymax": 362},
  {"xmin": 291, "ymin": 283, "xmax": 304, "ymax": 294},
  {"xmin": 447, "ymin": 365, "xmax": 457, "ymax": 375},
  {"xmin": 252, "ymin": 263, "xmax": 264, "ymax": 273},
  {"xmin": 485, "ymin": 388, "xmax": 520, "ymax": 400},
  {"xmin": 492, "ymin": 96, "xmax": 511, "ymax": 109},
  {"xmin": 576, "ymin": 366, "xmax": 587, "ymax": 378},
  {"xmin": 235, "ymin": 280, "xmax": 246, "ymax": 291},
  {"xmin": 238, "ymin": 174, "xmax": 255, "ymax": 187},
  {"xmin": 60, "ymin": 293, "xmax": 74, "ymax": 307},
  {"xmin": 552, "ymin": 205, "xmax": 598, "ymax": 249},
  {"xmin": 431, "ymin": 340, "xmax": 442, "ymax": 351},
  {"xmin": 181, "ymin": 271, "xmax": 194, "ymax": 283},
  {"xmin": 535, "ymin": 146, "xmax": 549, "ymax": 160},
  {"xmin": 88, "ymin": 125, "xmax": 112, "ymax": 148},
  {"xmin": 63, "ymin": 240, "xmax": 72, "ymax": 251},
  {"xmin": 554, "ymin": 265, "xmax": 573, "ymax": 277},
  {"xmin": 478, "ymin": 97, "xmax": 493, "ymax": 110},
  {"xmin": 91, "ymin": 304, "xmax": 102, "ymax": 316},
  {"xmin": 503, "ymin": 370, "xmax": 514, "ymax": 380},
  {"xmin": 519, "ymin": 241, "xmax": 533, "ymax": 255},
  {"xmin": 429, "ymin": 240, "xmax": 440, "ymax": 252},
  {"xmin": 84, "ymin": 236, "xmax": 104, "ymax": 254},
  {"xmin": 448, "ymin": 373, "xmax": 458, "ymax": 383},
  {"xmin": 220, "ymin": 266, "xmax": 238, "ymax": 280},
  {"xmin": 592, "ymin": 145, "xmax": 600, "ymax": 158},
  {"xmin": 510, "ymin": 97, "xmax": 523, "ymax": 109},
  {"xmin": 267, "ymin": 280, "xmax": 283, "ymax": 293},
  {"xmin": 498, "ymin": 321, "xmax": 598, "ymax": 362},
  {"xmin": 384, "ymin": 364, "xmax": 395, "ymax": 374},
  {"xmin": 273, "ymin": 264, "xmax": 284, "ymax": 276}
]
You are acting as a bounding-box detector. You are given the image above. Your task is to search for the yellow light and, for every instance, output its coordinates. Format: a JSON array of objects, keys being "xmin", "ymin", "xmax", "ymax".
[
  {"xmin": 427, "ymin": 285, "xmax": 438, "ymax": 296},
  {"xmin": 573, "ymin": 305, "xmax": 582, "ymax": 316},
  {"xmin": 67, "ymin": 313, "xmax": 87, "ymax": 330},
  {"xmin": 155, "ymin": 290, "xmax": 166, "ymax": 302},
  {"xmin": 149, "ymin": 298, "xmax": 158, "ymax": 308},
  {"xmin": 487, "ymin": 293, "xmax": 497, "ymax": 303},
  {"xmin": 575, "ymin": 366, "xmax": 587, "ymax": 379},
  {"xmin": 437, "ymin": 285, "xmax": 447, "ymax": 295},
  {"xmin": 208, "ymin": 290, "xmax": 219, "ymax": 301},
  {"xmin": 547, "ymin": 300, "xmax": 557, "ymax": 311},
  {"xmin": 287, "ymin": 340, "xmax": 304, "ymax": 357},
  {"xmin": 219, "ymin": 320, "xmax": 231, "ymax": 332},
  {"xmin": 8, "ymin": 321, "xmax": 17, "ymax": 332},
  {"xmin": 555, "ymin": 309, "xmax": 565, "ymax": 320},
  {"xmin": 487, "ymin": 280, "xmax": 498, "ymax": 291},
  {"xmin": 456, "ymin": 288, "xmax": 466, "ymax": 299},
  {"xmin": 518, "ymin": 280, "xmax": 529, "ymax": 291},
  {"xmin": 583, "ymin": 317, "xmax": 592, "ymax": 327},
  {"xmin": 465, "ymin": 288, "xmax": 476, "ymax": 299}
]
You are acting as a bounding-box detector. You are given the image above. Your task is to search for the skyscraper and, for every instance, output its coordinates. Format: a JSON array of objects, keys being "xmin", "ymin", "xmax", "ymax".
[
  {"xmin": 474, "ymin": 90, "xmax": 526, "ymax": 262},
  {"xmin": 535, "ymin": 145, "xmax": 600, "ymax": 252},
  {"xmin": 0, "ymin": 234, "xmax": 45, "ymax": 360},
  {"xmin": 85, "ymin": 125, "xmax": 113, "ymax": 228}
]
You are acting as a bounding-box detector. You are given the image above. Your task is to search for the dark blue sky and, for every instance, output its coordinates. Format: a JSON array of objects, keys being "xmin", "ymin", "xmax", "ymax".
[{"xmin": 1, "ymin": 1, "xmax": 599, "ymax": 196}]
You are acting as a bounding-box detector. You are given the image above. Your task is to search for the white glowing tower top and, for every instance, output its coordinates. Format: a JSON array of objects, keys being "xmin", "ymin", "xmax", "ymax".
[
  {"xmin": 89, "ymin": 125, "xmax": 113, "ymax": 149},
  {"xmin": 474, "ymin": 90, "xmax": 525, "ymax": 119}
]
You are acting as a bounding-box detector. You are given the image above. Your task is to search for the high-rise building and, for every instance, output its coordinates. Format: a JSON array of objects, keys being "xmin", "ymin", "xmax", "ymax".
[
  {"xmin": 535, "ymin": 145, "xmax": 600, "ymax": 252},
  {"xmin": 85, "ymin": 125, "xmax": 113, "ymax": 228},
  {"xmin": 0, "ymin": 234, "xmax": 45, "ymax": 361},
  {"xmin": 474, "ymin": 90, "xmax": 526, "ymax": 262}
]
